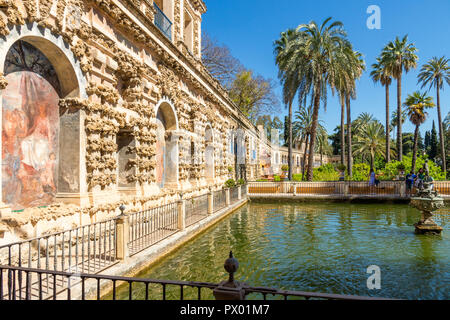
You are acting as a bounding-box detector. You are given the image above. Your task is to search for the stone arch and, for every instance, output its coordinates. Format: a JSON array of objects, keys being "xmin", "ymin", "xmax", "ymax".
[
  {"xmin": 205, "ymin": 123, "xmax": 214, "ymax": 182},
  {"xmin": 0, "ymin": 23, "xmax": 87, "ymax": 210},
  {"xmin": 155, "ymin": 98, "xmax": 179, "ymax": 188},
  {"xmin": 0, "ymin": 22, "xmax": 87, "ymax": 98}
]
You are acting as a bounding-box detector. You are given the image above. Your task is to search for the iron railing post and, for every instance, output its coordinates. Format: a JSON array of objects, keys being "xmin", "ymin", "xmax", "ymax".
[
  {"xmin": 115, "ymin": 205, "xmax": 129, "ymax": 261},
  {"xmin": 213, "ymin": 251, "xmax": 247, "ymax": 300}
]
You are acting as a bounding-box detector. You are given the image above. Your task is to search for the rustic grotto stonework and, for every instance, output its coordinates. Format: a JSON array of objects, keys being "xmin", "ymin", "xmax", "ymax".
[{"xmin": 0, "ymin": 0, "xmax": 331, "ymax": 243}]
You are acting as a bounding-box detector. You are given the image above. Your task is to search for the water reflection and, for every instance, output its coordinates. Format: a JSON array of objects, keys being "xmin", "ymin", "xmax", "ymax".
[{"xmin": 109, "ymin": 202, "xmax": 450, "ymax": 300}]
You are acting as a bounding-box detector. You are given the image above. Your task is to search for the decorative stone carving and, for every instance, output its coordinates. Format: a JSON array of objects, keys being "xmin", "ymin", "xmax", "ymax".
[{"xmin": 0, "ymin": 72, "xmax": 8, "ymax": 89}]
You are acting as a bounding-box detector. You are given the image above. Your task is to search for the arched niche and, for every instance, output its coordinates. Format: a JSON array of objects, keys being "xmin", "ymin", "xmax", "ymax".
[
  {"xmin": 0, "ymin": 24, "xmax": 87, "ymax": 209},
  {"xmin": 205, "ymin": 124, "xmax": 214, "ymax": 182},
  {"xmin": 155, "ymin": 99, "xmax": 179, "ymax": 189}
]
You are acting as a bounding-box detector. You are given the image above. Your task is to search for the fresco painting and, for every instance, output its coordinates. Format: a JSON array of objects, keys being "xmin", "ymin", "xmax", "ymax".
[{"xmin": 2, "ymin": 71, "xmax": 59, "ymax": 210}]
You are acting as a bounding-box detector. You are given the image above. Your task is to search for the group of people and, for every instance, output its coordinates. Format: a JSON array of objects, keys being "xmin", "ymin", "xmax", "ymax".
[{"xmin": 405, "ymin": 168, "xmax": 427, "ymax": 195}]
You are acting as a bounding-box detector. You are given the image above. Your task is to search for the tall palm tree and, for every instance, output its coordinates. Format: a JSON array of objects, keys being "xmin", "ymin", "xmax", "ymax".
[
  {"xmin": 381, "ymin": 35, "xmax": 418, "ymax": 162},
  {"xmin": 344, "ymin": 50, "xmax": 365, "ymax": 178},
  {"xmin": 353, "ymin": 121, "xmax": 386, "ymax": 170},
  {"xmin": 391, "ymin": 109, "xmax": 407, "ymax": 143},
  {"xmin": 370, "ymin": 57, "xmax": 393, "ymax": 163},
  {"xmin": 316, "ymin": 126, "xmax": 332, "ymax": 166},
  {"xmin": 404, "ymin": 91, "xmax": 435, "ymax": 172},
  {"xmin": 417, "ymin": 56, "xmax": 450, "ymax": 177},
  {"xmin": 279, "ymin": 17, "xmax": 353, "ymax": 181},
  {"xmin": 293, "ymin": 105, "xmax": 315, "ymax": 180},
  {"xmin": 274, "ymin": 29, "xmax": 298, "ymax": 181}
]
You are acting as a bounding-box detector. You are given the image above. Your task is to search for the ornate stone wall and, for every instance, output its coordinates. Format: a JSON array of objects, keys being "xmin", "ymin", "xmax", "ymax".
[{"xmin": 0, "ymin": 0, "xmax": 328, "ymax": 243}]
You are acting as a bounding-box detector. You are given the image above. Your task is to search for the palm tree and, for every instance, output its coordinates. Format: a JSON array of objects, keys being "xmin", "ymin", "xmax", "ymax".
[
  {"xmin": 370, "ymin": 57, "xmax": 393, "ymax": 163},
  {"xmin": 316, "ymin": 126, "xmax": 332, "ymax": 166},
  {"xmin": 353, "ymin": 121, "xmax": 386, "ymax": 170},
  {"xmin": 274, "ymin": 29, "xmax": 298, "ymax": 181},
  {"xmin": 404, "ymin": 91, "xmax": 435, "ymax": 172},
  {"xmin": 345, "ymin": 50, "xmax": 365, "ymax": 178},
  {"xmin": 391, "ymin": 109, "xmax": 407, "ymax": 143},
  {"xmin": 417, "ymin": 56, "xmax": 450, "ymax": 178},
  {"xmin": 278, "ymin": 17, "xmax": 353, "ymax": 181},
  {"xmin": 381, "ymin": 35, "xmax": 418, "ymax": 162},
  {"xmin": 293, "ymin": 105, "xmax": 315, "ymax": 180}
]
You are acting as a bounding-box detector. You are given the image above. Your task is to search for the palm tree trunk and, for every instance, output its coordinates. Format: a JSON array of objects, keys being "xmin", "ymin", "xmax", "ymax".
[
  {"xmin": 307, "ymin": 88, "xmax": 321, "ymax": 181},
  {"xmin": 346, "ymin": 95, "xmax": 353, "ymax": 178},
  {"xmin": 288, "ymin": 100, "xmax": 293, "ymax": 181},
  {"xmin": 412, "ymin": 124, "xmax": 420, "ymax": 173},
  {"xmin": 385, "ymin": 84, "xmax": 391, "ymax": 163},
  {"xmin": 301, "ymin": 133, "xmax": 309, "ymax": 180},
  {"xmin": 340, "ymin": 95, "xmax": 346, "ymax": 165},
  {"xmin": 397, "ymin": 75, "xmax": 403, "ymax": 161},
  {"xmin": 436, "ymin": 87, "xmax": 447, "ymax": 178}
]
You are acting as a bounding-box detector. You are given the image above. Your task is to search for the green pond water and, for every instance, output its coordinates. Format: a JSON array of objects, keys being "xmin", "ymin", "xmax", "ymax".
[{"xmin": 110, "ymin": 202, "xmax": 449, "ymax": 300}]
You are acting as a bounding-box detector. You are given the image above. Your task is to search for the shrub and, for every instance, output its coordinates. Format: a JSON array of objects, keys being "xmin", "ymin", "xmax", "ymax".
[
  {"xmin": 274, "ymin": 175, "xmax": 281, "ymax": 182},
  {"xmin": 313, "ymin": 164, "xmax": 339, "ymax": 181},
  {"xmin": 351, "ymin": 163, "xmax": 371, "ymax": 181},
  {"xmin": 379, "ymin": 155, "xmax": 444, "ymax": 181},
  {"xmin": 237, "ymin": 178, "xmax": 246, "ymax": 185},
  {"xmin": 225, "ymin": 179, "xmax": 236, "ymax": 188},
  {"xmin": 293, "ymin": 174, "xmax": 303, "ymax": 181},
  {"xmin": 281, "ymin": 165, "xmax": 289, "ymax": 172},
  {"xmin": 227, "ymin": 166, "xmax": 234, "ymax": 173},
  {"xmin": 336, "ymin": 163, "xmax": 346, "ymax": 172}
]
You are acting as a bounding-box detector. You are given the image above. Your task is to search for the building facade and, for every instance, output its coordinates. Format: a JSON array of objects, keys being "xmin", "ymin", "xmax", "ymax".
[{"xmin": 0, "ymin": 0, "xmax": 329, "ymax": 242}]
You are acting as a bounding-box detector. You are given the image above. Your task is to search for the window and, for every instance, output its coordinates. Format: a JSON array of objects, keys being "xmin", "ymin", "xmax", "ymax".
[{"xmin": 183, "ymin": 11, "xmax": 193, "ymax": 52}]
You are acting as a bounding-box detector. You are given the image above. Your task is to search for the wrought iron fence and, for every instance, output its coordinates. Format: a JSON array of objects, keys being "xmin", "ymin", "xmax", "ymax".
[
  {"xmin": 153, "ymin": 2, "xmax": 172, "ymax": 40},
  {"xmin": 185, "ymin": 194, "xmax": 208, "ymax": 228},
  {"xmin": 0, "ymin": 218, "xmax": 117, "ymax": 274},
  {"xmin": 242, "ymin": 184, "xmax": 248, "ymax": 198},
  {"xmin": 213, "ymin": 189, "xmax": 227, "ymax": 213},
  {"xmin": 230, "ymin": 186, "xmax": 240, "ymax": 203},
  {"xmin": 0, "ymin": 219, "xmax": 117, "ymax": 300},
  {"xmin": 128, "ymin": 202, "xmax": 178, "ymax": 256},
  {"xmin": 0, "ymin": 265, "xmax": 387, "ymax": 300}
]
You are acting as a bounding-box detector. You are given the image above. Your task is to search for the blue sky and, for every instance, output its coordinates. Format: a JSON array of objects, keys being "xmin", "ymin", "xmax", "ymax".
[{"xmin": 202, "ymin": 0, "xmax": 450, "ymax": 136}]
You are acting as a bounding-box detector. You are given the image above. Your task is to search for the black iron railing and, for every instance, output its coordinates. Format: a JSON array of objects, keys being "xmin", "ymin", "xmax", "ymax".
[
  {"xmin": 185, "ymin": 194, "xmax": 208, "ymax": 228},
  {"xmin": 153, "ymin": 3, "xmax": 172, "ymax": 40},
  {"xmin": 128, "ymin": 202, "xmax": 178, "ymax": 256},
  {"xmin": 0, "ymin": 265, "xmax": 388, "ymax": 300},
  {"xmin": 0, "ymin": 218, "xmax": 118, "ymax": 275},
  {"xmin": 213, "ymin": 189, "xmax": 227, "ymax": 213}
]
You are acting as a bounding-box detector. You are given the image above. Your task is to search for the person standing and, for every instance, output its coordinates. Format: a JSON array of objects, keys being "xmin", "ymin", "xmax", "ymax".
[{"xmin": 405, "ymin": 171, "xmax": 416, "ymax": 196}]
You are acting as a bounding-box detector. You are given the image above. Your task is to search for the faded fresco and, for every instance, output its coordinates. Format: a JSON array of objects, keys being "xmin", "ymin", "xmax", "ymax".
[{"xmin": 2, "ymin": 41, "xmax": 60, "ymax": 210}]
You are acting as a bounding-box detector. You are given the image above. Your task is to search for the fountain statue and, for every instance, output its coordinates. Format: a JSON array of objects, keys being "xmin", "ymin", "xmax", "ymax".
[{"xmin": 409, "ymin": 160, "xmax": 444, "ymax": 235}]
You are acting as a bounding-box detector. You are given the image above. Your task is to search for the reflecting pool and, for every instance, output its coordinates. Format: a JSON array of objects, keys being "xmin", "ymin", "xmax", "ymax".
[{"xmin": 111, "ymin": 202, "xmax": 449, "ymax": 300}]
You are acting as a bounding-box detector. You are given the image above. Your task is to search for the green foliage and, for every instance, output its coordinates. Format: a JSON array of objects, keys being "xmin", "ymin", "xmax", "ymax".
[
  {"xmin": 281, "ymin": 165, "xmax": 289, "ymax": 172},
  {"xmin": 337, "ymin": 163, "xmax": 346, "ymax": 171},
  {"xmin": 227, "ymin": 166, "xmax": 234, "ymax": 173},
  {"xmin": 237, "ymin": 179, "xmax": 246, "ymax": 185},
  {"xmin": 379, "ymin": 155, "xmax": 445, "ymax": 180},
  {"xmin": 351, "ymin": 163, "xmax": 371, "ymax": 181},
  {"xmin": 274, "ymin": 175, "xmax": 281, "ymax": 182},
  {"xmin": 312, "ymin": 164, "xmax": 339, "ymax": 181},
  {"xmin": 293, "ymin": 174, "xmax": 303, "ymax": 182},
  {"xmin": 225, "ymin": 179, "xmax": 236, "ymax": 188},
  {"xmin": 229, "ymin": 70, "xmax": 279, "ymax": 124}
]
